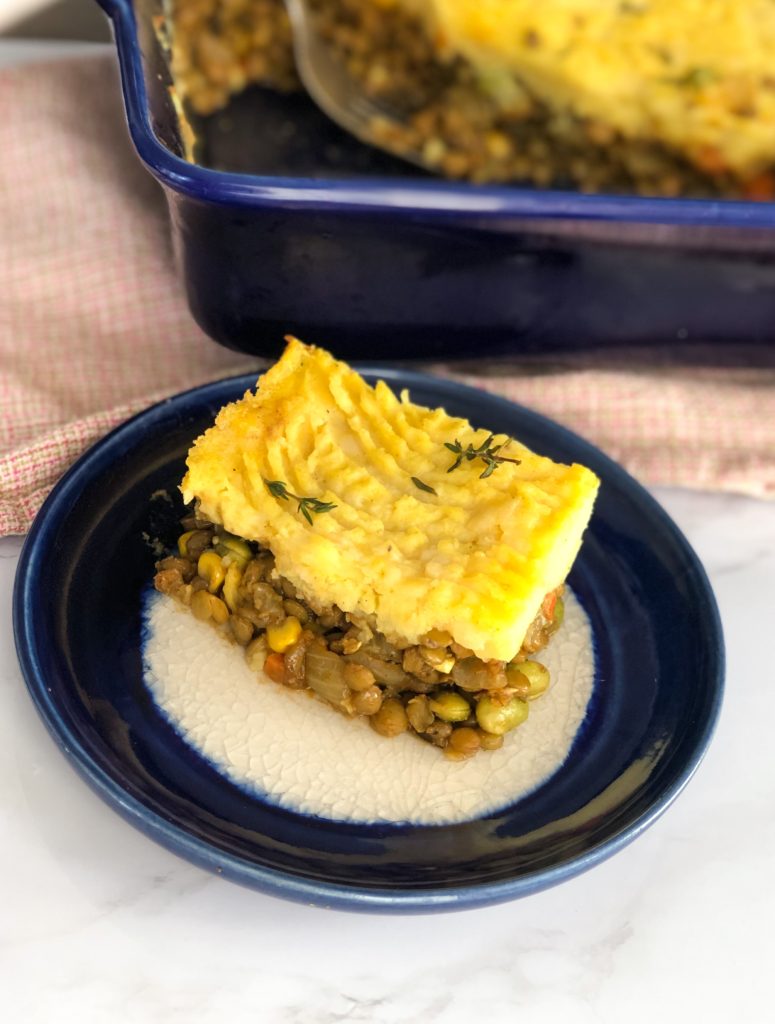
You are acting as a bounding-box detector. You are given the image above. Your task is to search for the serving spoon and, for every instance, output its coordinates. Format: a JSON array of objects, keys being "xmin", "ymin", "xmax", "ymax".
[{"xmin": 283, "ymin": 0, "xmax": 430, "ymax": 172}]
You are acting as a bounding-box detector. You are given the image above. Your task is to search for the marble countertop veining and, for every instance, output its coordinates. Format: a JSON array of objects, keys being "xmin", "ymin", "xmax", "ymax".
[{"xmin": 1, "ymin": 486, "xmax": 774, "ymax": 1023}]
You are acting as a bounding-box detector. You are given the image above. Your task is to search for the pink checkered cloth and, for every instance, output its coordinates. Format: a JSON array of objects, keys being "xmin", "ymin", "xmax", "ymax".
[{"xmin": 1, "ymin": 56, "xmax": 774, "ymax": 536}]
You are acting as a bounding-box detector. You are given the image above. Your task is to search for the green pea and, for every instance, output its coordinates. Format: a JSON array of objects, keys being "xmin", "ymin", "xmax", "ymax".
[
  {"xmin": 505, "ymin": 663, "xmax": 531, "ymax": 697},
  {"xmin": 518, "ymin": 661, "xmax": 550, "ymax": 699},
  {"xmin": 475, "ymin": 694, "xmax": 529, "ymax": 735},
  {"xmin": 429, "ymin": 691, "xmax": 471, "ymax": 722}
]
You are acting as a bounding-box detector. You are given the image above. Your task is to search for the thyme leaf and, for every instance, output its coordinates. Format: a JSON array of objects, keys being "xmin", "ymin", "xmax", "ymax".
[
  {"xmin": 297, "ymin": 496, "xmax": 338, "ymax": 524},
  {"xmin": 669, "ymin": 66, "xmax": 716, "ymax": 88},
  {"xmin": 445, "ymin": 435, "xmax": 521, "ymax": 478},
  {"xmin": 411, "ymin": 476, "xmax": 437, "ymax": 495},
  {"xmin": 264, "ymin": 479, "xmax": 290, "ymax": 501},
  {"xmin": 264, "ymin": 479, "xmax": 337, "ymax": 523}
]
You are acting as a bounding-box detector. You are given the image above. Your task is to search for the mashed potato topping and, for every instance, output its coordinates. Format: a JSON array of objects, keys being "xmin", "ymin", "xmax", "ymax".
[
  {"xmin": 394, "ymin": 0, "xmax": 775, "ymax": 180},
  {"xmin": 182, "ymin": 337, "xmax": 599, "ymax": 662}
]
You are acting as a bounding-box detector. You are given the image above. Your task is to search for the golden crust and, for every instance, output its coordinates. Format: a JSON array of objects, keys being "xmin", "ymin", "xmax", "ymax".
[{"xmin": 182, "ymin": 337, "xmax": 599, "ymax": 661}]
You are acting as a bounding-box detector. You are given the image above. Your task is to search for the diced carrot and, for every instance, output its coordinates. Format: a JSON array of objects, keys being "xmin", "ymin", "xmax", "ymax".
[
  {"xmin": 263, "ymin": 652, "xmax": 286, "ymax": 684},
  {"xmin": 541, "ymin": 591, "xmax": 557, "ymax": 621},
  {"xmin": 693, "ymin": 146, "xmax": 728, "ymax": 175},
  {"xmin": 743, "ymin": 172, "xmax": 775, "ymax": 202}
]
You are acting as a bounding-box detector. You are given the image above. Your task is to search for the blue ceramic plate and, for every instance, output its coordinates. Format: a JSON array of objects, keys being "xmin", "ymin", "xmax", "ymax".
[{"xmin": 13, "ymin": 370, "xmax": 724, "ymax": 913}]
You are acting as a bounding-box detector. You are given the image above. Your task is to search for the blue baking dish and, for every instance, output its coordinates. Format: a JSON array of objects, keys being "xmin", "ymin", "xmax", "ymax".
[{"xmin": 98, "ymin": 0, "xmax": 775, "ymax": 360}]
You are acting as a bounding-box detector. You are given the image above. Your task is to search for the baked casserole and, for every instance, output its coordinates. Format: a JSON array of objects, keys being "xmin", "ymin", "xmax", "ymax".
[
  {"xmin": 169, "ymin": 0, "xmax": 775, "ymax": 198},
  {"xmin": 154, "ymin": 339, "xmax": 599, "ymax": 759}
]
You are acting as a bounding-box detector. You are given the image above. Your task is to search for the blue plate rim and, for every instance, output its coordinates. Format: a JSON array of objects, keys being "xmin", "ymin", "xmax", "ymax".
[{"xmin": 13, "ymin": 368, "xmax": 725, "ymax": 912}]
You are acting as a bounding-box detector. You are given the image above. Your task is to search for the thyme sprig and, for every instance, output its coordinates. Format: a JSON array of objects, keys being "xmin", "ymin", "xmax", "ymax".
[
  {"xmin": 264, "ymin": 479, "xmax": 337, "ymax": 525},
  {"xmin": 445, "ymin": 435, "xmax": 521, "ymax": 479}
]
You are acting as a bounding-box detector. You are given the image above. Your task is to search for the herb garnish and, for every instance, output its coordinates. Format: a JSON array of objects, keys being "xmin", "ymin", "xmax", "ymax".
[
  {"xmin": 445, "ymin": 435, "xmax": 522, "ymax": 479},
  {"xmin": 670, "ymin": 66, "xmax": 716, "ymax": 89},
  {"xmin": 264, "ymin": 479, "xmax": 337, "ymax": 524},
  {"xmin": 411, "ymin": 476, "xmax": 437, "ymax": 495}
]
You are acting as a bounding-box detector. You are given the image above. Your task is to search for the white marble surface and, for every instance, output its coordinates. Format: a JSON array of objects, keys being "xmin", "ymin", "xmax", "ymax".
[{"xmin": 1, "ymin": 487, "xmax": 774, "ymax": 1023}]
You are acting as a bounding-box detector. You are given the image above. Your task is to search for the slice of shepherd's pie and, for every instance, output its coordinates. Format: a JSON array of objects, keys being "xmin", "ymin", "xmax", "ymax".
[{"xmin": 154, "ymin": 338, "xmax": 599, "ymax": 759}]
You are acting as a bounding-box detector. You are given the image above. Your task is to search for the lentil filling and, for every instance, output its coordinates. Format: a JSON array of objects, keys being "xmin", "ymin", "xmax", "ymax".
[{"xmin": 153, "ymin": 509, "xmax": 565, "ymax": 760}]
